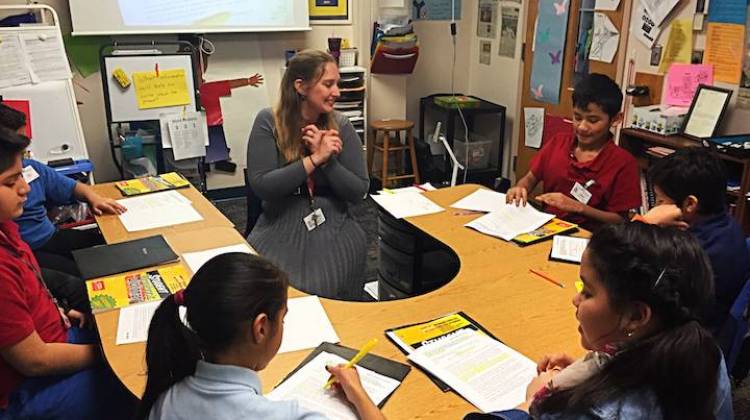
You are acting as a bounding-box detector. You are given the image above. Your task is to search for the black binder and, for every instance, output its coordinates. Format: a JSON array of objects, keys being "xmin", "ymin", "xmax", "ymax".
[
  {"xmin": 72, "ymin": 235, "xmax": 178, "ymax": 280},
  {"xmin": 275, "ymin": 342, "xmax": 410, "ymax": 408}
]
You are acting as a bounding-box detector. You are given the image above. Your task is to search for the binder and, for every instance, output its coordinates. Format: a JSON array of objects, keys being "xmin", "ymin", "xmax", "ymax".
[
  {"xmin": 275, "ymin": 342, "xmax": 410, "ymax": 408},
  {"xmin": 72, "ymin": 235, "xmax": 178, "ymax": 280}
]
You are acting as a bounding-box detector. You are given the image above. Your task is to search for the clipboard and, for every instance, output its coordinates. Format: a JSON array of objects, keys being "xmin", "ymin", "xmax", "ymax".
[
  {"xmin": 274, "ymin": 342, "xmax": 410, "ymax": 408},
  {"xmin": 72, "ymin": 235, "xmax": 178, "ymax": 280}
]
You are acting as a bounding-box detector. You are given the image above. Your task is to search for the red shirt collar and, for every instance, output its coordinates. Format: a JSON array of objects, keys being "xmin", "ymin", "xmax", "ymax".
[{"xmin": 567, "ymin": 134, "xmax": 615, "ymax": 172}]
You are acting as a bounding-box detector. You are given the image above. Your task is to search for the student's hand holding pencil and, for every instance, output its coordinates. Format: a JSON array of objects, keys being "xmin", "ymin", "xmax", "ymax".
[{"xmin": 325, "ymin": 365, "xmax": 385, "ymax": 420}]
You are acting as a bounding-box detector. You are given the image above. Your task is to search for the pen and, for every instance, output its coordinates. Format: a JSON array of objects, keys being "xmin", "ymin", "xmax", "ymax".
[
  {"xmin": 413, "ymin": 183, "xmax": 428, "ymax": 192},
  {"xmin": 323, "ymin": 338, "xmax": 378, "ymax": 389},
  {"xmin": 529, "ymin": 268, "xmax": 565, "ymax": 288}
]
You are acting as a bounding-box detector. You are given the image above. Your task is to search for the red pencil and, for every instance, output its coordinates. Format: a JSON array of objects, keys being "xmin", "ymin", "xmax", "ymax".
[
  {"xmin": 529, "ymin": 268, "xmax": 565, "ymax": 288},
  {"xmin": 413, "ymin": 183, "xmax": 428, "ymax": 192}
]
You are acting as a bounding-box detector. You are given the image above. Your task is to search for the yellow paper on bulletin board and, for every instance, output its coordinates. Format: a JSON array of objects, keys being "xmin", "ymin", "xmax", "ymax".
[
  {"xmin": 658, "ymin": 19, "xmax": 692, "ymax": 73},
  {"xmin": 133, "ymin": 68, "xmax": 191, "ymax": 110},
  {"xmin": 704, "ymin": 23, "xmax": 746, "ymax": 84},
  {"xmin": 308, "ymin": 0, "xmax": 348, "ymax": 18}
]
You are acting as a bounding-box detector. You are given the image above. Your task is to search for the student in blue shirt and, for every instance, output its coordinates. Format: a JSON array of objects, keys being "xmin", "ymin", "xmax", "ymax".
[
  {"xmin": 638, "ymin": 148, "xmax": 750, "ymax": 335},
  {"xmin": 0, "ymin": 104, "xmax": 126, "ymax": 275},
  {"xmin": 467, "ymin": 223, "xmax": 732, "ymax": 420},
  {"xmin": 138, "ymin": 252, "xmax": 386, "ymax": 420}
]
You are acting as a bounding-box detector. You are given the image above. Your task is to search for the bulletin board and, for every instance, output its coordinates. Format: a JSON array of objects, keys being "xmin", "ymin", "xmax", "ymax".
[{"xmin": 101, "ymin": 52, "xmax": 199, "ymax": 123}]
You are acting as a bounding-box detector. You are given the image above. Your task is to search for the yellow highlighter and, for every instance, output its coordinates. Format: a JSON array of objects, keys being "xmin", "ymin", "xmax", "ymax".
[{"xmin": 323, "ymin": 338, "xmax": 378, "ymax": 389}]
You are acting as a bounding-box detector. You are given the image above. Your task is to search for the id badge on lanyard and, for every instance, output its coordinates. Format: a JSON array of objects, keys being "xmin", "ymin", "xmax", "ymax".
[
  {"xmin": 303, "ymin": 176, "xmax": 326, "ymax": 231},
  {"xmin": 570, "ymin": 179, "xmax": 595, "ymax": 205}
]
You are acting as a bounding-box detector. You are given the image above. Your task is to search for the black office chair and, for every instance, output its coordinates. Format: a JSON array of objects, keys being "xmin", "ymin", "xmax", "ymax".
[{"xmin": 243, "ymin": 168, "xmax": 263, "ymax": 238}]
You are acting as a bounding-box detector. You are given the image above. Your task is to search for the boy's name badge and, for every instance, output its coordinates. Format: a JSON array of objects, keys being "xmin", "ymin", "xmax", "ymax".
[
  {"xmin": 570, "ymin": 182, "xmax": 592, "ymax": 205},
  {"xmin": 22, "ymin": 166, "xmax": 40, "ymax": 184},
  {"xmin": 303, "ymin": 208, "xmax": 326, "ymax": 231}
]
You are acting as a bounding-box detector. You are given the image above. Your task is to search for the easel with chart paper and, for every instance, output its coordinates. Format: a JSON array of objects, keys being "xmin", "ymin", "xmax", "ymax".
[
  {"xmin": 99, "ymin": 41, "xmax": 207, "ymax": 191},
  {"xmin": 0, "ymin": 5, "xmax": 89, "ymax": 166}
]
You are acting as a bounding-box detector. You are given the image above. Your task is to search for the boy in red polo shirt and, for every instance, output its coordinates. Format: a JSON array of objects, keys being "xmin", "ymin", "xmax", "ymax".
[
  {"xmin": 0, "ymin": 127, "xmax": 134, "ymax": 419},
  {"xmin": 507, "ymin": 73, "xmax": 640, "ymax": 230}
]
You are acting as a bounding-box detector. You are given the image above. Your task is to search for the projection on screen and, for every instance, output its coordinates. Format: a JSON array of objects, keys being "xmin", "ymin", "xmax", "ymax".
[{"xmin": 69, "ymin": 0, "xmax": 309, "ymax": 35}]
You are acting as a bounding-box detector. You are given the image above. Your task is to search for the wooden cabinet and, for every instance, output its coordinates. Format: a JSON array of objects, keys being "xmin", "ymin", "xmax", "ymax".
[{"xmin": 620, "ymin": 128, "xmax": 750, "ymax": 234}]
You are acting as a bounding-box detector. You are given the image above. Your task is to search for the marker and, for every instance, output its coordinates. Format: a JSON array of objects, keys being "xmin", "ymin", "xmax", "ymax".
[
  {"xmin": 155, "ymin": 63, "xmax": 160, "ymax": 77},
  {"xmin": 413, "ymin": 183, "xmax": 428, "ymax": 192},
  {"xmin": 323, "ymin": 338, "xmax": 378, "ymax": 389},
  {"xmin": 529, "ymin": 268, "xmax": 565, "ymax": 289},
  {"xmin": 381, "ymin": 188, "xmax": 395, "ymax": 195}
]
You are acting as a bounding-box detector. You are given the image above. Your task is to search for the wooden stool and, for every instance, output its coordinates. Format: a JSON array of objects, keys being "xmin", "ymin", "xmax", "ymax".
[{"xmin": 368, "ymin": 119, "xmax": 420, "ymax": 188}]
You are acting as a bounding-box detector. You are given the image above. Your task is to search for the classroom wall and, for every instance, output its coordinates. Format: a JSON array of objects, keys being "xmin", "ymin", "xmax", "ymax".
[
  {"xmin": 1, "ymin": 0, "xmax": 365, "ymax": 188},
  {"xmin": 623, "ymin": 0, "xmax": 750, "ymax": 135},
  {"xmin": 402, "ymin": 0, "xmax": 524, "ymax": 180},
  {"xmin": 464, "ymin": 0, "xmax": 525, "ymax": 178}
]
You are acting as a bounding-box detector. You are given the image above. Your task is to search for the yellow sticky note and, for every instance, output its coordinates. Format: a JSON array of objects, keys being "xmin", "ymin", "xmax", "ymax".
[
  {"xmin": 705, "ymin": 23, "xmax": 746, "ymax": 84},
  {"xmin": 658, "ymin": 19, "xmax": 692, "ymax": 74},
  {"xmin": 133, "ymin": 68, "xmax": 191, "ymax": 110}
]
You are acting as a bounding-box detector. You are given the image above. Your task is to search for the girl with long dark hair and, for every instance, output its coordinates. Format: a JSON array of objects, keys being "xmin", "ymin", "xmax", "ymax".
[
  {"xmin": 137, "ymin": 253, "xmax": 384, "ymax": 420},
  {"xmin": 468, "ymin": 222, "xmax": 733, "ymax": 420}
]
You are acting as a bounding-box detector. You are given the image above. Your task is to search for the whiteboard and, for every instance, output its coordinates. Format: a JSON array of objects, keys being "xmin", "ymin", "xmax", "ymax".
[
  {"xmin": 103, "ymin": 54, "xmax": 199, "ymax": 122},
  {"xmin": 0, "ymin": 81, "xmax": 88, "ymax": 163},
  {"xmin": 69, "ymin": 0, "xmax": 310, "ymax": 35}
]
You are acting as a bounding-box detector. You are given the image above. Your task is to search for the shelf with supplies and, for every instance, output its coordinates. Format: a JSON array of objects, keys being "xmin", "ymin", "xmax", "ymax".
[
  {"xmin": 620, "ymin": 128, "xmax": 750, "ymax": 235},
  {"xmin": 336, "ymin": 66, "xmax": 367, "ymax": 151},
  {"xmin": 418, "ymin": 94, "xmax": 506, "ymax": 188}
]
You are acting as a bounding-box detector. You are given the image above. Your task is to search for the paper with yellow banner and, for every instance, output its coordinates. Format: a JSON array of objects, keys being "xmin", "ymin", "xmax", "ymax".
[
  {"xmin": 133, "ymin": 68, "xmax": 191, "ymax": 109},
  {"xmin": 385, "ymin": 311, "xmax": 501, "ymax": 391},
  {"xmin": 86, "ymin": 264, "xmax": 190, "ymax": 312}
]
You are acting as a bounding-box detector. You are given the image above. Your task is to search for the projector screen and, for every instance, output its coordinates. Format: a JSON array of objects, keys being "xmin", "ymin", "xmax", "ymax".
[{"xmin": 69, "ymin": 0, "xmax": 310, "ymax": 35}]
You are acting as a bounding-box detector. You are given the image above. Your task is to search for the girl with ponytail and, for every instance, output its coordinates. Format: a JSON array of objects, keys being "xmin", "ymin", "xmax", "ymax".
[
  {"xmin": 467, "ymin": 222, "xmax": 733, "ymax": 420},
  {"xmin": 137, "ymin": 253, "xmax": 385, "ymax": 420}
]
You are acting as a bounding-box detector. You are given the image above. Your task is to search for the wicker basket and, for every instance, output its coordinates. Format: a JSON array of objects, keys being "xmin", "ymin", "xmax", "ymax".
[{"xmin": 339, "ymin": 48, "xmax": 357, "ymax": 67}]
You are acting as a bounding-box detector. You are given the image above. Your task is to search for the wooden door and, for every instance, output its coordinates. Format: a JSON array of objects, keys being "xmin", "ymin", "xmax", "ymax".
[{"xmin": 515, "ymin": 0, "xmax": 630, "ymax": 181}]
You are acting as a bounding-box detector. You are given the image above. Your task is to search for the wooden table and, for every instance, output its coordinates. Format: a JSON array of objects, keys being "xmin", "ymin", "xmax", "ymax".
[
  {"xmin": 92, "ymin": 183, "xmax": 234, "ymax": 244},
  {"xmin": 94, "ymin": 184, "xmax": 585, "ymax": 419}
]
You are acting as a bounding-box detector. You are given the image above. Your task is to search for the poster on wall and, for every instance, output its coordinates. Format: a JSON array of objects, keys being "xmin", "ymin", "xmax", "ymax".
[
  {"xmin": 477, "ymin": 0, "xmax": 498, "ymax": 38},
  {"xmin": 308, "ymin": 0, "xmax": 351, "ymax": 24},
  {"xmin": 413, "ymin": 0, "xmax": 462, "ymax": 21},
  {"xmin": 529, "ymin": 0, "xmax": 570, "ymax": 104},
  {"xmin": 498, "ymin": 6, "xmax": 519, "ymax": 58},
  {"xmin": 589, "ymin": 12, "xmax": 619, "ymax": 63},
  {"xmin": 479, "ymin": 40, "xmax": 492, "ymax": 65}
]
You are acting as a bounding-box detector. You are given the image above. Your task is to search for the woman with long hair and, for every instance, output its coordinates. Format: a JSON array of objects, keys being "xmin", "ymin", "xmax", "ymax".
[
  {"xmin": 467, "ymin": 222, "xmax": 733, "ymax": 420},
  {"xmin": 137, "ymin": 253, "xmax": 384, "ymax": 419},
  {"xmin": 246, "ymin": 49, "xmax": 369, "ymax": 300}
]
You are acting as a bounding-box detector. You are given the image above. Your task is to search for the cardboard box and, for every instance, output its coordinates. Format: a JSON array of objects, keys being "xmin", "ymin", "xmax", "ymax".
[{"xmin": 629, "ymin": 106, "xmax": 688, "ymax": 135}]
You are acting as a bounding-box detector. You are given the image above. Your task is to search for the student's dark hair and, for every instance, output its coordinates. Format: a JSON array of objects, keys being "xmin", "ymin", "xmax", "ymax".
[
  {"xmin": 136, "ymin": 253, "xmax": 289, "ymax": 419},
  {"xmin": 649, "ymin": 148, "xmax": 727, "ymax": 215},
  {"xmin": 0, "ymin": 126, "xmax": 30, "ymax": 173},
  {"xmin": 572, "ymin": 73, "xmax": 623, "ymax": 118},
  {"xmin": 0, "ymin": 103, "xmax": 26, "ymax": 131},
  {"xmin": 533, "ymin": 222, "xmax": 720, "ymax": 420}
]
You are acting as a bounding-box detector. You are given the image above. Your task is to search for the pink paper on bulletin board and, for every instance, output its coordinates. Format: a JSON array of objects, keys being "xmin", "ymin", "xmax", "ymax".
[
  {"xmin": 2, "ymin": 100, "xmax": 32, "ymax": 139},
  {"xmin": 665, "ymin": 64, "xmax": 714, "ymax": 106}
]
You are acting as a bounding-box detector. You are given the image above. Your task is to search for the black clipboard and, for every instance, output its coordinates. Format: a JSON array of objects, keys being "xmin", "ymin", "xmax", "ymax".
[
  {"xmin": 385, "ymin": 311, "xmax": 500, "ymax": 392},
  {"xmin": 274, "ymin": 342, "xmax": 410, "ymax": 408},
  {"xmin": 72, "ymin": 235, "xmax": 178, "ymax": 280}
]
